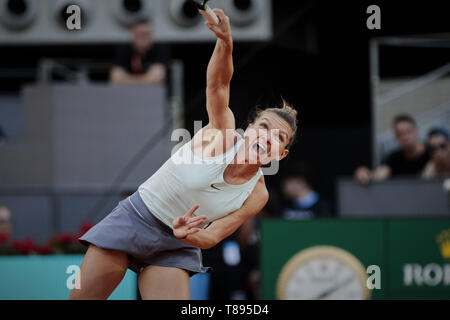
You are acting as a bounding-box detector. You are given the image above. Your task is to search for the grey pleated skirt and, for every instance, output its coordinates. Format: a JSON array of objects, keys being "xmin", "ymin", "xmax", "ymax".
[{"xmin": 79, "ymin": 191, "xmax": 212, "ymax": 276}]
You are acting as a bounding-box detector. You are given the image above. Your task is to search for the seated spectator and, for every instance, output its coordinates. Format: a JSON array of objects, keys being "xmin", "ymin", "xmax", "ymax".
[
  {"xmin": 236, "ymin": 186, "xmax": 280, "ymax": 300},
  {"xmin": 203, "ymin": 186, "xmax": 280, "ymax": 300},
  {"xmin": 355, "ymin": 114, "xmax": 430, "ymax": 183},
  {"xmin": 422, "ymin": 127, "xmax": 450, "ymax": 179},
  {"xmin": 0, "ymin": 126, "xmax": 5, "ymax": 146},
  {"xmin": 109, "ymin": 19, "xmax": 168, "ymax": 85},
  {"xmin": 202, "ymin": 231, "xmax": 248, "ymax": 300},
  {"xmin": 280, "ymin": 164, "xmax": 331, "ymax": 220},
  {"xmin": 0, "ymin": 205, "xmax": 12, "ymax": 238}
]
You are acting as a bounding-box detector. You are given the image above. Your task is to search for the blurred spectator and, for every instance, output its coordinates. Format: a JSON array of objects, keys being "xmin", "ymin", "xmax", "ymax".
[
  {"xmin": 237, "ymin": 217, "xmax": 259, "ymax": 298},
  {"xmin": 202, "ymin": 231, "xmax": 248, "ymax": 300},
  {"xmin": 0, "ymin": 206, "xmax": 17, "ymax": 255},
  {"xmin": 109, "ymin": 19, "xmax": 168, "ymax": 85},
  {"xmin": 239, "ymin": 186, "xmax": 281, "ymax": 299},
  {"xmin": 236, "ymin": 210, "xmax": 267, "ymax": 300},
  {"xmin": 280, "ymin": 163, "xmax": 331, "ymax": 220},
  {"xmin": 0, "ymin": 126, "xmax": 5, "ymax": 146},
  {"xmin": 203, "ymin": 186, "xmax": 280, "ymax": 300},
  {"xmin": 355, "ymin": 114, "xmax": 430, "ymax": 183},
  {"xmin": 0, "ymin": 205, "xmax": 12, "ymax": 238},
  {"xmin": 422, "ymin": 127, "xmax": 450, "ymax": 179}
]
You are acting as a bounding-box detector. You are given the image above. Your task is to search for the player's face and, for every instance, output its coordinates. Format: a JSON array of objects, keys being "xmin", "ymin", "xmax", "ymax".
[{"xmin": 244, "ymin": 112, "xmax": 292, "ymax": 165}]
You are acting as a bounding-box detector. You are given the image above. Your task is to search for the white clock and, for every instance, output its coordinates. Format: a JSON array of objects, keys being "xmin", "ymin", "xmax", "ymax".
[{"xmin": 276, "ymin": 246, "xmax": 370, "ymax": 300}]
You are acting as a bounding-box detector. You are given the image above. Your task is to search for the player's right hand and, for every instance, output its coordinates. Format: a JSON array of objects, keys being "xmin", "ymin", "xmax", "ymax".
[{"xmin": 205, "ymin": 9, "xmax": 232, "ymax": 42}]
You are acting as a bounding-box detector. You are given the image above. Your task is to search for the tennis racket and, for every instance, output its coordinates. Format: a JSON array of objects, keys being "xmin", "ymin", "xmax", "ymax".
[{"xmin": 189, "ymin": 0, "xmax": 220, "ymax": 25}]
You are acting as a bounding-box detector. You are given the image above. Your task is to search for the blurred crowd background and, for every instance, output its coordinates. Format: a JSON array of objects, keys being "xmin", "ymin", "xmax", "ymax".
[{"xmin": 0, "ymin": 0, "xmax": 449, "ymax": 300}]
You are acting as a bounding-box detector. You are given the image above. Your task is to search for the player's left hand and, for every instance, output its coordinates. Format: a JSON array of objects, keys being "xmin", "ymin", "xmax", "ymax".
[{"xmin": 172, "ymin": 204, "xmax": 207, "ymax": 240}]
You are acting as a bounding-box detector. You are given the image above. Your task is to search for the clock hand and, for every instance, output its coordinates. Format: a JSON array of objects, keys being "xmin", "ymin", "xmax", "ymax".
[{"xmin": 312, "ymin": 276, "xmax": 355, "ymax": 300}]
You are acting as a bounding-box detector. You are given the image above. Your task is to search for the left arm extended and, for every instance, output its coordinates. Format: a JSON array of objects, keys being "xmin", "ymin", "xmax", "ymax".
[{"xmin": 178, "ymin": 178, "xmax": 269, "ymax": 249}]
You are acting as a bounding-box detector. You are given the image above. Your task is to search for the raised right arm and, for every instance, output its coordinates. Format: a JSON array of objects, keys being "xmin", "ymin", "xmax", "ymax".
[{"xmin": 204, "ymin": 9, "xmax": 235, "ymax": 131}]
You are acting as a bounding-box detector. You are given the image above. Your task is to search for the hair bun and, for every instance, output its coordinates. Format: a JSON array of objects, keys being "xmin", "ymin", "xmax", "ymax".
[{"xmin": 281, "ymin": 98, "xmax": 298, "ymax": 119}]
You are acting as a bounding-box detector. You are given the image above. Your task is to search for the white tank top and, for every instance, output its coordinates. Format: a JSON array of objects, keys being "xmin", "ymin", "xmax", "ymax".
[{"xmin": 138, "ymin": 135, "xmax": 263, "ymax": 229}]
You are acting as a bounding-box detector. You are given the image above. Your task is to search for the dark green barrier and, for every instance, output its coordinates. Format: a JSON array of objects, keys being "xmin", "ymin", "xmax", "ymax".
[{"xmin": 262, "ymin": 219, "xmax": 450, "ymax": 300}]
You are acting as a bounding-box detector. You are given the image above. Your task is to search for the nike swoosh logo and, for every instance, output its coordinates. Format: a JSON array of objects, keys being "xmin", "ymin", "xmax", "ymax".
[{"xmin": 211, "ymin": 183, "xmax": 221, "ymax": 190}]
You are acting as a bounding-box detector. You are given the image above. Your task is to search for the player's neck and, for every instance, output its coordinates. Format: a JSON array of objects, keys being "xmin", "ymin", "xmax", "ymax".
[{"xmin": 226, "ymin": 162, "xmax": 260, "ymax": 182}]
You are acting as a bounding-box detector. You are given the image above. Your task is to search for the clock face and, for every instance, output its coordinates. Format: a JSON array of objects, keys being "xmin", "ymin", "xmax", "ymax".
[{"xmin": 276, "ymin": 246, "xmax": 370, "ymax": 300}]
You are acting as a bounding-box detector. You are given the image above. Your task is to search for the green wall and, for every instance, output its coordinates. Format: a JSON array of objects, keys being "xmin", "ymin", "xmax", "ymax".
[{"xmin": 262, "ymin": 219, "xmax": 450, "ymax": 300}]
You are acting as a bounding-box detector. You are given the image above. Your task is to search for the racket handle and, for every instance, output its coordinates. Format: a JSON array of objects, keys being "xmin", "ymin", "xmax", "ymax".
[{"xmin": 199, "ymin": 4, "xmax": 220, "ymax": 25}]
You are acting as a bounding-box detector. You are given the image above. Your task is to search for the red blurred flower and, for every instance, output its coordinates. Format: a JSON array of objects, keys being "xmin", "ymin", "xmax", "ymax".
[
  {"xmin": 12, "ymin": 238, "xmax": 35, "ymax": 255},
  {"xmin": 33, "ymin": 244, "xmax": 52, "ymax": 255},
  {"xmin": 57, "ymin": 233, "xmax": 75, "ymax": 244},
  {"xmin": 74, "ymin": 232, "xmax": 83, "ymax": 240},
  {"xmin": 80, "ymin": 221, "xmax": 94, "ymax": 236},
  {"xmin": 75, "ymin": 221, "xmax": 94, "ymax": 239},
  {"xmin": 0, "ymin": 232, "xmax": 9, "ymax": 243}
]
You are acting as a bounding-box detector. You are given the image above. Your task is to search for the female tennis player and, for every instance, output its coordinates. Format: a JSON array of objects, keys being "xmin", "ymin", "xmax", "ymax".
[{"xmin": 70, "ymin": 8, "xmax": 298, "ymax": 300}]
